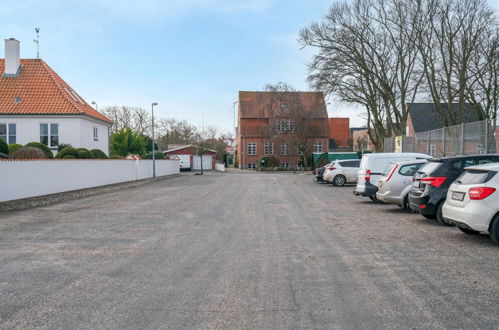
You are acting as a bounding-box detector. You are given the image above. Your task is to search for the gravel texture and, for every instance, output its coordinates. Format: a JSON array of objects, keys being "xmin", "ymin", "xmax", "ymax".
[{"xmin": 0, "ymin": 171, "xmax": 497, "ymax": 329}]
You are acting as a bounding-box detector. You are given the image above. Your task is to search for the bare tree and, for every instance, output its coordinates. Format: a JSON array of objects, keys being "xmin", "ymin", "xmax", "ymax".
[{"xmin": 102, "ymin": 106, "xmax": 151, "ymax": 135}]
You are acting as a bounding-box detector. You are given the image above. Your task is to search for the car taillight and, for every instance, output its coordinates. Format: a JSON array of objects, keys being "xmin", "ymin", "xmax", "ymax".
[
  {"xmin": 420, "ymin": 176, "xmax": 446, "ymax": 188},
  {"xmin": 327, "ymin": 167, "xmax": 336, "ymax": 171},
  {"xmin": 468, "ymin": 187, "xmax": 496, "ymax": 200},
  {"xmin": 386, "ymin": 164, "xmax": 399, "ymax": 182},
  {"xmin": 365, "ymin": 169, "xmax": 371, "ymax": 181}
]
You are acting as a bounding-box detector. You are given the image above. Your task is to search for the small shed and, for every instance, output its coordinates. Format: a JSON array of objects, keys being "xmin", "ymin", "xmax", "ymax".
[{"xmin": 163, "ymin": 145, "xmax": 217, "ymax": 170}]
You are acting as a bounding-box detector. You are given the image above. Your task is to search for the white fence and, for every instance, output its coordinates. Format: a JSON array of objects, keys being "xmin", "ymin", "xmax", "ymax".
[
  {"xmin": 0, "ymin": 159, "xmax": 180, "ymax": 202},
  {"xmin": 215, "ymin": 163, "xmax": 225, "ymax": 172}
]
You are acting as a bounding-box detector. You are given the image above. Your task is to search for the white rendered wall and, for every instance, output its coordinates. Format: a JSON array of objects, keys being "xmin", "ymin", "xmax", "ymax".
[
  {"xmin": 0, "ymin": 116, "xmax": 110, "ymax": 155},
  {"xmin": 0, "ymin": 159, "xmax": 179, "ymax": 202}
]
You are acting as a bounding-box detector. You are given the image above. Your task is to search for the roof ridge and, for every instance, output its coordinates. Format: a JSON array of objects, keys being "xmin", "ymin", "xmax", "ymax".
[{"xmin": 38, "ymin": 59, "xmax": 85, "ymax": 116}]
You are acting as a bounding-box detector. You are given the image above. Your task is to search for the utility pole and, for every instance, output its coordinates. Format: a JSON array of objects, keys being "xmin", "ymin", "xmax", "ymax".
[{"xmin": 151, "ymin": 102, "xmax": 158, "ymax": 178}]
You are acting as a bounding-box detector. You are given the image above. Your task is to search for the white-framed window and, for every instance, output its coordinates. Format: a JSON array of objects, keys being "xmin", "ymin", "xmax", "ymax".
[
  {"xmin": 93, "ymin": 127, "xmax": 99, "ymax": 141},
  {"xmin": 313, "ymin": 142, "xmax": 323, "ymax": 153},
  {"xmin": 297, "ymin": 144, "xmax": 304, "ymax": 156},
  {"xmin": 287, "ymin": 120, "xmax": 294, "ymax": 133},
  {"xmin": 264, "ymin": 142, "xmax": 273, "ymax": 155},
  {"xmin": 40, "ymin": 123, "xmax": 59, "ymax": 147},
  {"xmin": 247, "ymin": 142, "xmax": 257, "ymax": 155},
  {"xmin": 0, "ymin": 123, "xmax": 16, "ymax": 144},
  {"xmin": 276, "ymin": 120, "xmax": 286, "ymax": 134},
  {"xmin": 247, "ymin": 163, "xmax": 256, "ymax": 169},
  {"xmin": 282, "ymin": 162, "xmax": 290, "ymax": 169},
  {"xmin": 281, "ymin": 143, "xmax": 289, "ymax": 155}
]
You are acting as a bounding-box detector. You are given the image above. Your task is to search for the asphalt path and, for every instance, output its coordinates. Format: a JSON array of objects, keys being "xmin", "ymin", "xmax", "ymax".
[{"xmin": 0, "ymin": 171, "xmax": 498, "ymax": 329}]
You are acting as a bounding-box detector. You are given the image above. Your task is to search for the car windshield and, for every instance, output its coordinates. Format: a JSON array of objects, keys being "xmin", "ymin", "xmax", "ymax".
[
  {"xmin": 455, "ymin": 170, "xmax": 496, "ymax": 185},
  {"xmin": 417, "ymin": 161, "xmax": 442, "ymax": 175}
]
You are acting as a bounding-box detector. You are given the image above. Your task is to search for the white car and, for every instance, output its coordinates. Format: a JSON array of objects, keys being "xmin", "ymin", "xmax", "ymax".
[
  {"xmin": 323, "ymin": 159, "xmax": 360, "ymax": 186},
  {"xmin": 354, "ymin": 152, "xmax": 432, "ymax": 201},
  {"xmin": 443, "ymin": 162, "xmax": 499, "ymax": 244}
]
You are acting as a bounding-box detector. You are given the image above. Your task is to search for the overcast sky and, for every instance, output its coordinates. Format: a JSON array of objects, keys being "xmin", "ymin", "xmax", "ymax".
[{"xmin": 1, "ymin": 0, "xmax": 499, "ymax": 133}]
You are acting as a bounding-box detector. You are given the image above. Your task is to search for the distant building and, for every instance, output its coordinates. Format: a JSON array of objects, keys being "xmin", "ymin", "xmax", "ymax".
[
  {"xmin": 237, "ymin": 91, "xmax": 328, "ymax": 169},
  {"xmin": 328, "ymin": 117, "xmax": 350, "ymax": 150},
  {"xmin": 352, "ymin": 129, "xmax": 374, "ymax": 152},
  {"xmin": 0, "ymin": 38, "xmax": 112, "ymax": 155}
]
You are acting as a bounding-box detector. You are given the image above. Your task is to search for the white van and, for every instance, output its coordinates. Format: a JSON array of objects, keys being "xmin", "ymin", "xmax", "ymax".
[{"xmin": 354, "ymin": 152, "xmax": 432, "ymax": 201}]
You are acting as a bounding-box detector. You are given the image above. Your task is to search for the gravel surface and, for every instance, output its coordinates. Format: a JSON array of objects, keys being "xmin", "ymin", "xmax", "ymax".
[{"xmin": 0, "ymin": 171, "xmax": 497, "ymax": 329}]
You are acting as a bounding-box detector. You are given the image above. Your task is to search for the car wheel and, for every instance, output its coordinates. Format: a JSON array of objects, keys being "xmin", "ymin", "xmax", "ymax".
[
  {"xmin": 369, "ymin": 195, "xmax": 377, "ymax": 202},
  {"xmin": 403, "ymin": 196, "xmax": 413, "ymax": 213},
  {"xmin": 435, "ymin": 202, "xmax": 455, "ymax": 227},
  {"xmin": 333, "ymin": 175, "xmax": 346, "ymax": 186},
  {"xmin": 457, "ymin": 226, "xmax": 480, "ymax": 235},
  {"xmin": 422, "ymin": 214, "xmax": 436, "ymax": 219},
  {"xmin": 489, "ymin": 215, "xmax": 499, "ymax": 244}
]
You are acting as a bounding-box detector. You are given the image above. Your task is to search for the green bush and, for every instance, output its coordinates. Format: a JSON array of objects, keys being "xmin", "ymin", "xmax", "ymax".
[
  {"xmin": 0, "ymin": 138, "xmax": 9, "ymax": 155},
  {"xmin": 12, "ymin": 147, "xmax": 47, "ymax": 159},
  {"xmin": 110, "ymin": 128, "xmax": 146, "ymax": 157},
  {"xmin": 143, "ymin": 151, "xmax": 164, "ymax": 159},
  {"xmin": 55, "ymin": 147, "xmax": 78, "ymax": 159},
  {"xmin": 75, "ymin": 148, "xmax": 91, "ymax": 159},
  {"xmin": 258, "ymin": 155, "xmax": 280, "ymax": 168},
  {"xmin": 25, "ymin": 142, "xmax": 54, "ymax": 158},
  {"xmin": 8, "ymin": 143, "xmax": 23, "ymax": 154},
  {"xmin": 62, "ymin": 155, "xmax": 76, "ymax": 159},
  {"xmin": 57, "ymin": 143, "xmax": 72, "ymax": 152},
  {"xmin": 90, "ymin": 149, "xmax": 108, "ymax": 159},
  {"xmin": 109, "ymin": 155, "xmax": 123, "ymax": 159}
]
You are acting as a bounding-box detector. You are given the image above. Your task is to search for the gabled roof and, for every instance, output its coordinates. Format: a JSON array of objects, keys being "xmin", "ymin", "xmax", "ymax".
[
  {"xmin": 0, "ymin": 59, "xmax": 112, "ymax": 124},
  {"xmin": 408, "ymin": 103, "xmax": 480, "ymax": 133},
  {"xmin": 238, "ymin": 91, "xmax": 328, "ymax": 119}
]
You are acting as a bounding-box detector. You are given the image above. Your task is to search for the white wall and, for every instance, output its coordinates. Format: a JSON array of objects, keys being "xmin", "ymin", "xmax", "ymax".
[
  {"xmin": 0, "ymin": 159, "xmax": 179, "ymax": 202},
  {"xmin": 0, "ymin": 115, "xmax": 110, "ymax": 155},
  {"xmin": 215, "ymin": 163, "xmax": 225, "ymax": 172}
]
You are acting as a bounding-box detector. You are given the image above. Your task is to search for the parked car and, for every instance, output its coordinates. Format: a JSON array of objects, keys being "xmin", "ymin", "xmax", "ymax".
[
  {"xmin": 442, "ymin": 163, "xmax": 499, "ymax": 243},
  {"xmin": 313, "ymin": 162, "xmax": 332, "ymax": 183},
  {"xmin": 408, "ymin": 154, "xmax": 499, "ymax": 225},
  {"xmin": 354, "ymin": 153, "xmax": 431, "ymax": 201},
  {"xmin": 323, "ymin": 159, "xmax": 361, "ymax": 186},
  {"xmin": 376, "ymin": 159, "xmax": 428, "ymax": 210}
]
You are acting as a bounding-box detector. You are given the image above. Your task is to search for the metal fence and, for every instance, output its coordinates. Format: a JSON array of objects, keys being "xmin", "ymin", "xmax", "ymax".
[{"xmin": 384, "ymin": 119, "xmax": 498, "ymax": 157}]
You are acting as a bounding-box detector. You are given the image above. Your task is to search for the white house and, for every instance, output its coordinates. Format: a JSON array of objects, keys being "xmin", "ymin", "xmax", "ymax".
[{"xmin": 0, "ymin": 38, "xmax": 112, "ymax": 155}]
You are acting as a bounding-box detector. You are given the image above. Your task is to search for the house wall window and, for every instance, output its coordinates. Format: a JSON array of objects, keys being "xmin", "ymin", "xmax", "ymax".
[
  {"xmin": 287, "ymin": 120, "xmax": 294, "ymax": 133},
  {"xmin": 0, "ymin": 123, "xmax": 16, "ymax": 144},
  {"xmin": 276, "ymin": 120, "xmax": 286, "ymax": 134},
  {"xmin": 297, "ymin": 144, "xmax": 304, "ymax": 156},
  {"xmin": 40, "ymin": 123, "xmax": 59, "ymax": 148},
  {"xmin": 282, "ymin": 162, "xmax": 290, "ymax": 169},
  {"xmin": 313, "ymin": 142, "xmax": 323, "ymax": 153},
  {"xmin": 247, "ymin": 163, "xmax": 256, "ymax": 169},
  {"xmin": 280, "ymin": 143, "xmax": 289, "ymax": 155},
  {"xmin": 264, "ymin": 142, "xmax": 273, "ymax": 155},
  {"xmin": 247, "ymin": 142, "xmax": 257, "ymax": 156},
  {"xmin": 93, "ymin": 127, "xmax": 99, "ymax": 141}
]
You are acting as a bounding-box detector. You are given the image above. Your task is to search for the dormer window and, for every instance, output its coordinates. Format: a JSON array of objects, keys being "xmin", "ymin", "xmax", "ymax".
[
  {"xmin": 14, "ymin": 97, "xmax": 21, "ymax": 104},
  {"xmin": 280, "ymin": 103, "xmax": 288, "ymax": 111}
]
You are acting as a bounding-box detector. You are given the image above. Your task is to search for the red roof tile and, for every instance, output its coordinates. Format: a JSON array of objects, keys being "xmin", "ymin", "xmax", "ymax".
[{"xmin": 0, "ymin": 59, "xmax": 112, "ymax": 123}]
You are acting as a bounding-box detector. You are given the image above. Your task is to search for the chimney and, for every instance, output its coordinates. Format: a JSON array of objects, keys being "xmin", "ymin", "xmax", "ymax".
[{"xmin": 4, "ymin": 38, "xmax": 21, "ymax": 77}]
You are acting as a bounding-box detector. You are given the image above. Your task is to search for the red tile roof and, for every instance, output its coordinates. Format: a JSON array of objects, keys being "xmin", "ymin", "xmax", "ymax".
[{"xmin": 0, "ymin": 59, "xmax": 112, "ymax": 123}]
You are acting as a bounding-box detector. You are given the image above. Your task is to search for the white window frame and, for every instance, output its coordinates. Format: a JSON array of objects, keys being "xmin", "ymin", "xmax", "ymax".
[
  {"xmin": 93, "ymin": 127, "xmax": 99, "ymax": 141},
  {"xmin": 282, "ymin": 162, "xmax": 290, "ymax": 169},
  {"xmin": 287, "ymin": 120, "xmax": 294, "ymax": 133},
  {"xmin": 40, "ymin": 123, "xmax": 59, "ymax": 148},
  {"xmin": 264, "ymin": 142, "xmax": 273, "ymax": 155},
  {"xmin": 247, "ymin": 163, "xmax": 256, "ymax": 169},
  {"xmin": 276, "ymin": 120, "xmax": 286, "ymax": 134},
  {"xmin": 313, "ymin": 142, "xmax": 323, "ymax": 153},
  {"xmin": 247, "ymin": 142, "xmax": 257, "ymax": 156},
  {"xmin": 0, "ymin": 123, "xmax": 16, "ymax": 144},
  {"xmin": 281, "ymin": 143, "xmax": 289, "ymax": 155}
]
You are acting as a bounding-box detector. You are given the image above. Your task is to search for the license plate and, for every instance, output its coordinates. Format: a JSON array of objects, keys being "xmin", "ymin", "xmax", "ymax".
[
  {"xmin": 451, "ymin": 191, "xmax": 465, "ymax": 201},
  {"xmin": 413, "ymin": 181, "xmax": 420, "ymax": 188}
]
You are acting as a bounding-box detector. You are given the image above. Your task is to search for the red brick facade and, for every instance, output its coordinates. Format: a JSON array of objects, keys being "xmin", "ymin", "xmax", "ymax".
[
  {"xmin": 328, "ymin": 118, "xmax": 350, "ymax": 146},
  {"xmin": 237, "ymin": 91, "xmax": 328, "ymax": 169}
]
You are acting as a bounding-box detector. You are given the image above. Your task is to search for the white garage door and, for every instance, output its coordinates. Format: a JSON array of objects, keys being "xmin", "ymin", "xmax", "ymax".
[{"xmin": 192, "ymin": 155, "xmax": 213, "ymax": 170}]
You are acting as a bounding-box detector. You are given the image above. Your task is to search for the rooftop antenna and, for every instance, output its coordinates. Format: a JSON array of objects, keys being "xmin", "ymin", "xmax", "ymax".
[{"xmin": 33, "ymin": 28, "xmax": 40, "ymax": 59}]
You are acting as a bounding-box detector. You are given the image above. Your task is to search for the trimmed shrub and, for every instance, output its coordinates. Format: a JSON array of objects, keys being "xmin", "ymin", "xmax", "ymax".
[
  {"xmin": 109, "ymin": 155, "xmax": 123, "ymax": 159},
  {"xmin": 57, "ymin": 143, "xmax": 72, "ymax": 152},
  {"xmin": 75, "ymin": 148, "xmax": 91, "ymax": 159},
  {"xmin": 12, "ymin": 147, "xmax": 47, "ymax": 159},
  {"xmin": 8, "ymin": 143, "xmax": 23, "ymax": 154},
  {"xmin": 258, "ymin": 155, "xmax": 280, "ymax": 168},
  {"xmin": 90, "ymin": 149, "xmax": 108, "ymax": 159},
  {"xmin": 0, "ymin": 138, "xmax": 9, "ymax": 155},
  {"xmin": 25, "ymin": 142, "xmax": 54, "ymax": 158},
  {"xmin": 143, "ymin": 151, "xmax": 164, "ymax": 159},
  {"xmin": 55, "ymin": 147, "xmax": 78, "ymax": 159},
  {"xmin": 62, "ymin": 155, "xmax": 76, "ymax": 159}
]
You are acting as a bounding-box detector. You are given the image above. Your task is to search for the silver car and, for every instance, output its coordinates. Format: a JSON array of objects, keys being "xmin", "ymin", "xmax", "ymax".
[{"xmin": 376, "ymin": 159, "xmax": 428, "ymax": 211}]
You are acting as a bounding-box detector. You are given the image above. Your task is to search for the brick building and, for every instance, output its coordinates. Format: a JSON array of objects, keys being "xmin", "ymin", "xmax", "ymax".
[
  {"xmin": 328, "ymin": 117, "xmax": 350, "ymax": 149},
  {"xmin": 237, "ymin": 91, "xmax": 328, "ymax": 169}
]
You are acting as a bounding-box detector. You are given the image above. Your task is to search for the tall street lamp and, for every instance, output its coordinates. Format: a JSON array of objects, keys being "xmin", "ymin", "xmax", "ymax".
[
  {"xmin": 151, "ymin": 102, "xmax": 158, "ymax": 178},
  {"xmin": 233, "ymin": 101, "xmax": 238, "ymax": 138}
]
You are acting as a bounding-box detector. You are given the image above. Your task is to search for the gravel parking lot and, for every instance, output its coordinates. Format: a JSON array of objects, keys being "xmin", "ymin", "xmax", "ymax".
[{"xmin": 0, "ymin": 171, "xmax": 497, "ymax": 329}]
